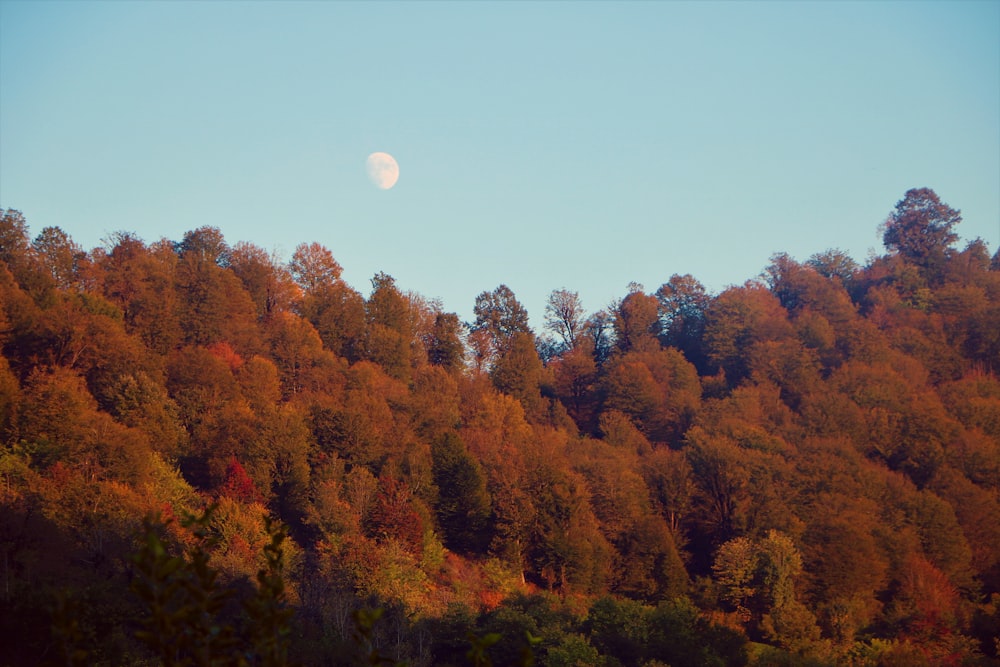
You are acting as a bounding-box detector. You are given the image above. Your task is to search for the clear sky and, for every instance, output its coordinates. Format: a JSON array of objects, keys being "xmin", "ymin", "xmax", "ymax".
[{"xmin": 2, "ymin": 1, "xmax": 998, "ymax": 328}]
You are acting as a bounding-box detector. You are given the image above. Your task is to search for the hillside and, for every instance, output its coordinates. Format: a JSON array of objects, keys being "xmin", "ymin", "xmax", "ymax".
[{"xmin": 1, "ymin": 187, "xmax": 999, "ymax": 666}]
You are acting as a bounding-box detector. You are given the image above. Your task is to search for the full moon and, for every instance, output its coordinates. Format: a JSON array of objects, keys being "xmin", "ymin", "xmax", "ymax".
[{"xmin": 366, "ymin": 152, "xmax": 399, "ymax": 190}]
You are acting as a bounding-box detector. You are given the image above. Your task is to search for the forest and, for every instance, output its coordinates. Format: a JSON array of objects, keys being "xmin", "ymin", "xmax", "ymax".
[{"xmin": 1, "ymin": 187, "xmax": 999, "ymax": 666}]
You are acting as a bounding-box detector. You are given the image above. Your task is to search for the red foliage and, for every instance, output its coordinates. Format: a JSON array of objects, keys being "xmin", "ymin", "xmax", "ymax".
[
  {"xmin": 365, "ymin": 475, "xmax": 424, "ymax": 557},
  {"xmin": 206, "ymin": 341, "xmax": 244, "ymax": 371},
  {"xmin": 219, "ymin": 456, "xmax": 263, "ymax": 504}
]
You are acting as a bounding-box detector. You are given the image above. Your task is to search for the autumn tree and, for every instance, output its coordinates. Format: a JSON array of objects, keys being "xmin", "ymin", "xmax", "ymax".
[
  {"xmin": 97, "ymin": 234, "xmax": 182, "ymax": 354},
  {"xmin": 0, "ymin": 209, "xmax": 31, "ymax": 270},
  {"xmin": 551, "ymin": 338, "xmax": 600, "ymax": 432},
  {"xmin": 600, "ymin": 348, "xmax": 701, "ymax": 445},
  {"xmin": 364, "ymin": 272, "xmax": 413, "ymax": 381},
  {"xmin": 402, "ymin": 369, "xmax": 456, "ymax": 447},
  {"xmin": 702, "ymin": 283, "xmax": 795, "ymax": 388},
  {"xmin": 544, "ymin": 288, "xmax": 587, "ymax": 353},
  {"xmin": 425, "ymin": 311, "xmax": 465, "ymax": 372},
  {"xmin": 524, "ymin": 445, "xmax": 611, "ymax": 593},
  {"xmin": 0, "ymin": 208, "xmax": 53, "ymax": 298},
  {"xmin": 229, "ymin": 241, "xmax": 298, "ymax": 321},
  {"xmin": 32, "ymin": 226, "xmax": 86, "ymax": 290},
  {"xmin": 175, "ymin": 227, "xmax": 259, "ymax": 351},
  {"xmin": 800, "ymin": 493, "xmax": 888, "ymax": 643},
  {"xmin": 289, "ymin": 241, "xmax": 342, "ymax": 292},
  {"xmin": 612, "ymin": 286, "xmax": 661, "ymax": 354},
  {"xmin": 471, "ymin": 284, "xmax": 531, "ymax": 364},
  {"xmin": 714, "ymin": 530, "xmax": 819, "ymax": 648},
  {"xmin": 684, "ymin": 428, "xmax": 750, "ymax": 554},
  {"xmin": 287, "ymin": 243, "xmax": 364, "ymax": 362},
  {"xmin": 656, "ymin": 274, "xmax": 710, "ymax": 366},
  {"xmin": 584, "ymin": 309, "xmax": 616, "ymax": 364},
  {"xmin": 882, "ymin": 187, "xmax": 961, "ymax": 281},
  {"xmin": 807, "ymin": 248, "xmax": 858, "ymax": 289},
  {"xmin": 365, "ymin": 475, "xmax": 425, "ymax": 557},
  {"xmin": 490, "ymin": 331, "xmax": 545, "ymax": 420},
  {"xmin": 264, "ymin": 310, "xmax": 343, "ymax": 399}
]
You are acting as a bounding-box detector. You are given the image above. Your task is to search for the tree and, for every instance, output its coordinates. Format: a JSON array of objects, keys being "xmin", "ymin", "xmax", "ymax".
[
  {"xmin": 365, "ymin": 475, "xmax": 424, "ymax": 557},
  {"xmin": 702, "ymin": 283, "xmax": 795, "ymax": 387},
  {"xmin": 685, "ymin": 429, "xmax": 749, "ymax": 550},
  {"xmin": 409, "ymin": 365, "xmax": 461, "ymax": 440},
  {"xmin": 656, "ymin": 274, "xmax": 710, "ymax": 366},
  {"xmin": 177, "ymin": 226, "xmax": 231, "ymax": 267},
  {"xmin": 525, "ymin": 453, "xmax": 611, "ymax": 593},
  {"xmin": 713, "ymin": 530, "xmax": 818, "ymax": 648},
  {"xmin": 882, "ymin": 188, "xmax": 961, "ymax": 279},
  {"xmin": 0, "ymin": 355, "xmax": 19, "ymax": 442},
  {"xmin": 219, "ymin": 456, "xmax": 264, "ymax": 504},
  {"xmin": 175, "ymin": 229, "xmax": 258, "ymax": 351},
  {"xmin": 289, "ymin": 242, "xmax": 342, "ymax": 291},
  {"xmin": 584, "ymin": 309, "xmax": 615, "ymax": 364},
  {"xmin": 32, "ymin": 227, "xmax": 86, "ymax": 290},
  {"xmin": 614, "ymin": 515, "xmax": 689, "ymax": 601},
  {"xmin": 807, "ymin": 248, "xmax": 858, "ymax": 288},
  {"xmin": 612, "ymin": 289, "xmax": 661, "ymax": 354},
  {"xmin": 471, "ymin": 285, "xmax": 531, "ymax": 362},
  {"xmin": 264, "ymin": 311, "xmax": 342, "ymax": 399},
  {"xmin": 229, "ymin": 241, "xmax": 298, "ymax": 321},
  {"xmin": 551, "ymin": 340, "xmax": 599, "ymax": 432},
  {"xmin": 426, "ymin": 311, "xmax": 465, "ymax": 372},
  {"xmin": 0, "ymin": 209, "xmax": 31, "ymax": 269},
  {"xmin": 600, "ymin": 349, "xmax": 701, "ymax": 445},
  {"xmin": 544, "ymin": 289, "xmax": 586, "ymax": 352},
  {"xmin": 98, "ymin": 234, "xmax": 183, "ymax": 354},
  {"xmin": 431, "ymin": 432, "xmax": 491, "ymax": 554},
  {"xmin": 364, "ymin": 272, "xmax": 413, "ymax": 381},
  {"xmin": 643, "ymin": 447, "xmax": 694, "ymax": 537},
  {"xmin": 800, "ymin": 495, "xmax": 888, "ymax": 642},
  {"xmin": 130, "ymin": 508, "xmax": 293, "ymax": 667},
  {"xmin": 298, "ymin": 279, "xmax": 366, "ymax": 363},
  {"xmin": 1, "ymin": 209, "xmax": 53, "ymax": 298},
  {"xmin": 490, "ymin": 331, "xmax": 545, "ymax": 419}
]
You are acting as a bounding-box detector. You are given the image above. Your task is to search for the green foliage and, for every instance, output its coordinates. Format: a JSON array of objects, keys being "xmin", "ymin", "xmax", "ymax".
[
  {"xmin": 130, "ymin": 506, "xmax": 293, "ymax": 667},
  {"xmin": 432, "ymin": 431, "xmax": 492, "ymax": 554}
]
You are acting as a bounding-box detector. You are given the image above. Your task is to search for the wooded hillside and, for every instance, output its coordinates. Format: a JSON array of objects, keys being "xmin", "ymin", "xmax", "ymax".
[{"xmin": 1, "ymin": 188, "xmax": 999, "ymax": 665}]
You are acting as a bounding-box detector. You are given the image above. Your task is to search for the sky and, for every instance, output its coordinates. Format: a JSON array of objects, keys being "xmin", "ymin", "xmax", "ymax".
[{"xmin": 2, "ymin": 1, "xmax": 998, "ymax": 328}]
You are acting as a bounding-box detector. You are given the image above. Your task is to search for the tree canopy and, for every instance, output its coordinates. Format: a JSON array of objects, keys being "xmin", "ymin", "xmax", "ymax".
[{"xmin": 1, "ymin": 188, "xmax": 999, "ymax": 666}]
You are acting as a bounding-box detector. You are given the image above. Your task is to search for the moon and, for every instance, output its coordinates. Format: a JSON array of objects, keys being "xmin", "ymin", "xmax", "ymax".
[{"xmin": 366, "ymin": 152, "xmax": 399, "ymax": 190}]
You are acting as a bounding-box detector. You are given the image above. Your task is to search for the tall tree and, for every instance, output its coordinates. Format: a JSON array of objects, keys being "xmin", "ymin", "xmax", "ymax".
[
  {"xmin": 177, "ymin": 226, "xmax": 231, "ymax": 267},
  {"xmin": 426, "ymin": 311, "xmax": 465, "ymax": 372},
  {"xmin": 229, "ymin": 241, "xmax": 298, "ymax": 320},
  {"xmin": 431, "ymin": 432, "xmax": 491, "ymax": 554},
  {"xmin": 612, "ymin": 288, "xmax": 661, "ymax": 354},
  {"xmin": 0, "ymin": 209, "xmax": 52, "ymax": 298},
  {"xmin": 882, "ymin": 188, "xmax": 961, "ymax": 279},
  {"xmin": 32, "ymin": 227, "xmax": 86, "ymax": 290},
  {"xmin": 806, "ymin": 248, "xmax": 858, "ymax": 288},
  {"xmin": 471, "ymin": 285, "xmax": 531, "ymax": 362},
  {"xmin": 702, "ymin": 283, "xmax": 795, "ymax": 387},
  {"xmin": 364, "ymin": 272, "xmax": 413, "ymax": 381},
  {"xmin": 656, "ymin": 274, "xmax": 710, "ymax": 366},
  {"xmin": 490, "ymin": 331, "xmax": 545, "ymax": 420},
  {"xmin": 175, "ymin": 228, "xmax": 258, "ymax": 350},
  {"xmin": 544, "ymin": 288, "xmax": 586, "ymax": 352},
  {"xmin": 289, "ymin": 242, "xmax": 343, "ymax": 292}
]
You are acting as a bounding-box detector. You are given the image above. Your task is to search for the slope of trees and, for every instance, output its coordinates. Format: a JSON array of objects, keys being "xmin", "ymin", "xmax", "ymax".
[{"xmin": 1, "ymin": 187, "xmax": 999, "ymax": 665}]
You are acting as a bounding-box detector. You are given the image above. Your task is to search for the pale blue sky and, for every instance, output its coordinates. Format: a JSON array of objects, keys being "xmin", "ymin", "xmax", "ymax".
[{"xmin": 2, "ymin": 1, "xmax": 998, "ymax": 327}]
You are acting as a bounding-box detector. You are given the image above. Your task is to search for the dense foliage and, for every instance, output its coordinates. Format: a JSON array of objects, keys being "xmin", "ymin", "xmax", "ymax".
[{"xmin": 1, "ymin": 188, "xmax": 999, "ymax": 665}]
